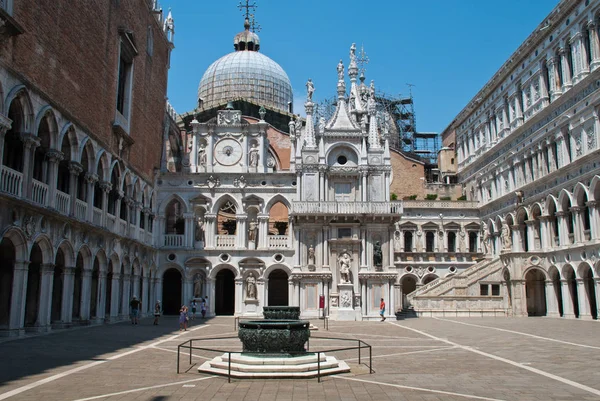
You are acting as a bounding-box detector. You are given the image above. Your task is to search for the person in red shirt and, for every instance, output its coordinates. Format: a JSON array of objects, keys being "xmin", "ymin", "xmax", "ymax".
[{"xmin": 380, "ymin": 298, "xmax": 386, "ymax": 322}]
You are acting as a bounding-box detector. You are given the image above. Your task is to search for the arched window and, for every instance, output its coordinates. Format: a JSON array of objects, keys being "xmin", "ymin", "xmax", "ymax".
[
  {"xmin": 447, "ymin": 231, "xmax": 456, "ymax": 252},
  {"xmin": 403, "ymin": 231, "xmax": 413, "ymax": 252},
  {"xmin": 165, "ymin": 199, "xmax": 184, "ymax": 234},
  {"xmin": 108, "ymin": 169, "xmax": 119, "ymax": 215},
  {"xmin": 3, "ymin": 100, "xmax": 24, "ymax": 172},
  {"xmin": 468, "ymin": 231, "xmax": 478, "ymax": 253},
  {"xmin": 425, "ymin": 232, "xmax": 434, "ymax": 253},
  {"xmin": 218, "ymin": 201, "xmax": 237, "ymax": 235}
]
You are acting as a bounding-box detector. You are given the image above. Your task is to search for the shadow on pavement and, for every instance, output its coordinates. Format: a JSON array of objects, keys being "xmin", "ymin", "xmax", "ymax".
[{"xmin": 0, "ymin": 315, "xmax": 217, "ymax": 387}]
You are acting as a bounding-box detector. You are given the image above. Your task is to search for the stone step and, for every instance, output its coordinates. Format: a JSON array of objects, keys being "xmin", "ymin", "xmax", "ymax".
[
  {"xmin": 222, "ymin": 353, "xmax": 326, "ymax": 366},
  {"xmin": 209, "ymin": 356, "xmax": 341, "ymax": 373},
  {"xmin": 198, "ymin": 355, "xmax": 351, "ymax": 379}
]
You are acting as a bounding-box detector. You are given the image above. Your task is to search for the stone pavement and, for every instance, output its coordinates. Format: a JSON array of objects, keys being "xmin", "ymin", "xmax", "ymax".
[{"xmin": 1, "ymin": 316, "xmax": 599, "ymax": 400}]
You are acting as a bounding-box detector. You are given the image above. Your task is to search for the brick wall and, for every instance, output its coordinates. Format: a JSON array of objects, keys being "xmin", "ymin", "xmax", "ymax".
[
  {"xmin": 0, "ymin": 0, "xmax": 171, "ymax": 180},
  {"xmin": 389, "ymin": 150, "xmax": 425, "ymax": 200}
]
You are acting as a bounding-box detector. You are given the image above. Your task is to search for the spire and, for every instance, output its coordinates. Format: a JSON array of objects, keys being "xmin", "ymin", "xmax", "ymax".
[
  {"xmin": 163, "ymin": 8, "xmax": 175, "ymax": 43},
  {"xmin": 234, "ymin": 1, "xmax": 260, "ymax": 51},
  {"xmin": 303, "ymin": 79, "xmax": 316, "ymax": 149},
  {"xmin": 368, "ymin": 80, "xmax": 380, "ymax": 149},
  {"xmin": 348, "ymin": 43, "xmax": 364, "ymax": 115},
  {"xmin": 326, "ymin": 58, "xmax": 359, "ymax": 131}
]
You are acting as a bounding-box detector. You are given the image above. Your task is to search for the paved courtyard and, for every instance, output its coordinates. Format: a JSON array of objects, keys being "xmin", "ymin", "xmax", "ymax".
[{"xmin": 0, "ymin": 316, "xmax": 599, "ymax": 401}]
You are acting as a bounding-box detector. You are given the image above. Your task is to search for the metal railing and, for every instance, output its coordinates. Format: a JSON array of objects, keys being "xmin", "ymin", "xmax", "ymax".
[{"xmin": 177, "ymin": 335, "xmax": 373, "ymax": 383}]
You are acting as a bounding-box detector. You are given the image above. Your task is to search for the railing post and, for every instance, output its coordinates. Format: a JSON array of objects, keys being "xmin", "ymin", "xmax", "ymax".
[
  {"xmin": 189, "ymin": 340, "xmax": 192, "ymax": 365},
  {"xmin": 228, "ymin": 351, "xmax": 232, "ymax": 383},
  {"xmin": 369, "ymin": 344, "xmax": 373, "ymax": 373},
  {"xmin": 177, "ymin": 344, "xmax": 180, "ymax": 374},
  {"xmin": 317, "ymin": 351, "xmax": 321, "ymax": 383},
  {"xmin": 358, "ymin": 340, "xmax": 361, "ymax": 364}
]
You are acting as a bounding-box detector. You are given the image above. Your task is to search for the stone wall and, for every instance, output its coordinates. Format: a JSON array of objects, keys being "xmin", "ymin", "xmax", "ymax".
[{"xmin": 389, "ymin": 150, "xmax": 425, "ymax": 200}]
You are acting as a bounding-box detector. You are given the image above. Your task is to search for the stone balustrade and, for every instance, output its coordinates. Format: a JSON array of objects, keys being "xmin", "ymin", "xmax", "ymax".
[{"xmin": 291, "ymin": 201, "xmax": 403, "ymax": 215}]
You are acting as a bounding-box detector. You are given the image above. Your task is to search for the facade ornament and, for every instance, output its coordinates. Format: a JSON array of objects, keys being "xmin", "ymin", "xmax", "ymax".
[
  {"xmin": 233, "ymin": 175, "xmax": 248, "ymax": 188},
  {"xmin": 318, "ymin": 117, "xmax": 326, "ymax": 135},
  {"xmin": 338, "ymin": 251, "xmax": 352, "ymax": 284},
  {"xmin": 416, "ymin": 266, "xmax": 425, "ymax": 278},
  {"xmin": 195, "ymin": 216, "xmax": 205, "ymax": 242},
  {"xmin": 248, "ymin": 219, "xmax": 258, "ymax": 243},
  {"xmin": 266, "ymin": 157, "xmax": 275, "ymax": 169},
  {"xmin": 340, "ymin": 292, "xmax": 351, "ymax": 308},
  {"xmin": 337, "ymin": 59, "xmax": 344, "ymax": 81},
  {"xmin": 217, "ymin": 109, "xmax": 241, "ymax": 125},
  {"xmin": 307, "ymin": 244, "xmax": 315, "ymax": 265},
  {"xmin": 482, "ymin": 221, "xmax": 490, "ymax": 255},
  {"xmin": 295, "ymin": 116, "xmax": 303, "ymax": 137},
  {"xmin": 193, "ymin": 273, "xmax": 204, "ymax": 298},
  {"xmin": 258, "ymin": 105, "xmax": 266, "ymax": 121},
  {"xmin": 349, "ymin": 43, "xmax": 356, "ymax": 65},
  {"xmin": 198, "ymin": 143, "xmax": 207, "ymax": 166},
  {"xmin": 330, "ymin": 295, "xmax": 338, "ymax": 308},
  {"xmin": 288, "ymin": 118, "xmax": 296, "ymax": 138},
  {"xmin": 245, "ymin": 273, "xmax": 257, "ymax": 299},
  {"xmin": 249, "ymin": 143, "xmax": 259, "ymax": 167},
  {"xmin": 501, "ymin": 224, "xmax": 512, "ymax": 250},
  {"xmin": 394, "ymin": 231, "xmax": 401, "ymax": 252},
  {"xmin": 306, "ymin": 78, "xmax": 315, "ymax": 102},
  {"xmin": 206, "ymin": 175, "xmax": 220, "ymax": 188},
  {"xmin": 373, "ymin": 241, "xmax": 382, "ymax": 268},
  {"xmin": 22, "ymin": 215, "xmax": 36, "ymax": 239}
]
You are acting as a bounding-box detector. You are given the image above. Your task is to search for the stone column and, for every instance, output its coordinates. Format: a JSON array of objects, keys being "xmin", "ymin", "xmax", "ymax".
[
  {"xmin": 61, "ymin": 266, "xmax": 75, "ymax": 324},
  {"xmin": 80, "ymin": 269, "xmax": 92, "ymax": 321},
  {"xmin": 322, "ymin": 225, "xmax": 330, "ymax": 269},
  {"xmin": 577, "ymin": 31, "xmax": 589, "ymax": 78},
  {"xmin": 360, "ymin": 227, "xmax": 367, "ymax": 269},
  {"xmin": 525, "ymin": 220, "xmax": 536, "ymax": 251},
  {"xmin": 589, "ymin": 20, "xmax": 600, "ymax": 70},
  {"xmin": 555, "ymin": 211, "xmax": 569, "ymax": 246},
  {"xmin": 512, "ymin": 279, "xmax": 528, "ymax": 317},
  {"xmin": 560, "ymin": 279, "xmax": 575, "ymax": 318},
  {"xmin": 559, "ymin": 47, "xmax": 572, "ymax": 90},
  {"xmin": 38, "ymin": 263, "xmax": 55, "ymax": 330},
  {"xmin": 131, "ymin": 274, "xmax": 140, "ymax": 299},
  {"xmin": 45, "ymin": 150, "xmax": 63, "ymax": 209},
  {"xmin": 85, "ymin": 173, "xmax": 98, "ymax": 222},
  {"xmin": 204, "ymin": 214, "xmax": 216, "ymax": 248},
  {"xmin": 576, "ymin": 278, "xmax": 592, "ymax": 320},
  {"xmin": 9, "ymin": 260, "xmax": 29, "ymax": 333},
  {"xmin": 21, "ymin": 134, "xmax": 40, "ymax": 199},
  {"xmin": 121, "ymin": 274, "xmax": 131, "ymax": 318},
  {"xmin": 258, "ymin": 215, "xmax": 269, "ymax": 250},
  {"xmin": 97, "ymin": 272, "xmax": 107, "ymax": 320},
  {"xmin": 545, "ymin": 280, "xmax": 560, "ymax": 317},
  {"xmin": 539, "ymin": 216, "xmax": 551, "ymax": 251},
  {"xmin": 98, "ymin": 181, "xmax": 112, "ymax": 227},
  {"xmin": 548, "ymin": 141, "xmax": 557, "ymax": 172},
  {"xmin": 510, "ymin": 225, "xmax": 521, "ymax": 252},
  {"xmin": 361, "ymin": 171, "xmax": 368, "ymax": 202},
  {"xmin": 570, "ymin": 207, "xmax": 585, "ymax": 243},
  {"xmin": 595, "ymin": 278, "xmax": 600, "ymax": 319},
  {"xmin": 293, "ymin": 226, "xmax": 301, "ymax": 269},
  {"xmin": 515, "ymin": 90, "xmax": 524, "ymax": 126},
  {"xmin": 141, "ymin": 274, "xmax": 149, "ymax": 315},
  {"xmin": 68, "ymin": 162, "xmax": 83, "ymax": 215},
  {"xmin": 586, "ymin": 201, "xmax": 599, "ymax": 240},
  {"xmin": 235, "ymin": 279, "xmax": 243, "ymax": 315},
  {"xmin": 183, "ymin": 212, "xmax": 195, "ymax": 248},
  {"xmin": 539, "ymin": 68, "xmax": 550, "ymax": 107}
]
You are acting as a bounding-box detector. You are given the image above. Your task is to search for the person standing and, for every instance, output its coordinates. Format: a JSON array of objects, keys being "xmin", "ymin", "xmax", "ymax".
[
  {"xmin": 201, "ymin": 297, "xmax": 208, "ymax": 319},
  {"xmin": 179, "ymin": 305, "xmax": 188, "ymax": 331},
  {"xmin": 379, "ymin": 298, "xmax": 386, "ymax": 322},
  {"xmin": 153, "ymin": 300, "xmax": 161, "ymax": 325},
  {"xmin": 191, "ymin": 299, "xmax": 197, "ymax": 320},
  {"xmin": 130, "ymin": 296, "xmax": 141, "ymax": 325}
]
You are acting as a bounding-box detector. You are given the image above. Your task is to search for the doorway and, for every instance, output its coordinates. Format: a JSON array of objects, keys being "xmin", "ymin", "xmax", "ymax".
[
  {"xmin": 268, "ymin": 269, "xmax": 289, "ymax": 306},
  {"xmin": 215, "ymin": 269, "xmax": 235, "ymax": 315},
  {"xmin": 162, "ymin": 268, "xmax": 182, "ymax": 315}
]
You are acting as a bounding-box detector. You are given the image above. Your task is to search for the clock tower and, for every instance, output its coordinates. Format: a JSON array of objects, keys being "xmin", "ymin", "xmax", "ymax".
[{"xmin": 189, "ymin": 104, "xmax": 269, "ymax": 174}]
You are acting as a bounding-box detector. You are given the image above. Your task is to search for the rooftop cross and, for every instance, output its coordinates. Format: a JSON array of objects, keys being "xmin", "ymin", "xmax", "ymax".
[
  {"xmin": 238, "ymin": 0, "xmax": 257, "ymax": 21},
  {"xmin": 357, "ymin": 44, "xmax": 369, "ymax": 75},
  {"xmin": 250, "ymin": 13, "xmax": 261, "ymax": 33}
]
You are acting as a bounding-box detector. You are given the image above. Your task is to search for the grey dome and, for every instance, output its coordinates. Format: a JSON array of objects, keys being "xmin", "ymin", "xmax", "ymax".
[{"xmin": 198, "ymin": 51, "xmax": 293, "ymax": 113}]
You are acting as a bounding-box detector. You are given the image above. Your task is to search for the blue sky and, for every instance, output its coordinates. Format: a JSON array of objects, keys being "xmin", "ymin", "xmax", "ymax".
[{"xmin": 160, "ymin": 0, "xmax": 559, "ymax": 134}]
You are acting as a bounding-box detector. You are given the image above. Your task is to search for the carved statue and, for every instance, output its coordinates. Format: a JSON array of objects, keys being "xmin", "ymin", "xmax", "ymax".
[
  {"xmin": 248, "ymin": 219, "xmax": 258, "ymax": 243},
  {"xmin": 501, "ymin": 224, "xmax": 512, "ymax": 250},
  {"xmin": 340, "ymin": 292, "xmax": 351, "ymax": 308},
  {"xmin": 246, "ymin": 274, "xmax": 257, "ymax": 299},
  {"xmin": 349, "ymin": 43, "xmax": 356, "ymax": 64},
  {"xmin": 198, "ymin": 144, "xmax": 207, "ymax": 166},
  {"xmin": 295, "ymin": 115, "xmax": 302, "ymax": 136},
  {"xmin": 394, "ymin": 231, "xmax": 402, "ymax": 252},
  {"xmin": 288, "ymin": 118, "xmax": 296, "ymax": 137},
  {"xmin": 337, "ymin": 59, "xmax": 344, "ymax": 81},
  {"xmin": 195, "ymin": 216, "xmax": 205, "ymax": 242},
  {"xmin": 318, "ymin": 117, "xmax": 326, "ymax": 135},
  {"xmin": 308, "ymin": 244, "xmax": 315, "ymax": 265},
  {"xmin": 373, "ymin": 241, "xmax": 382, "ymax": 267},
  {"xmin": 338, "ymin": 252, "xmax": 352, "ymax": 284},
  {"xmin": 249, "ymin": 144, "xmax": 259, "ymax": 167},
  {"xmin": 306, "ymin": 79, "xmax": 315, "ymax": 102},
  {"xmin": 482, "ymin": 222, "xmax": 490, "ymax": 254},
  {"xmin": 193, "ymin": 273, "xmax": 203, "ymax": 298}
]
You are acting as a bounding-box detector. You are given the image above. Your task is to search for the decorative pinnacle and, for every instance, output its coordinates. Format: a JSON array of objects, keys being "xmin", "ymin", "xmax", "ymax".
[
  {"xmin": 238, "ymin": 0, "xmax": 257, "ymax": 21},
  {"xmin": 357, "ymin": 44, "xmax": 369, "ymax": 75}
]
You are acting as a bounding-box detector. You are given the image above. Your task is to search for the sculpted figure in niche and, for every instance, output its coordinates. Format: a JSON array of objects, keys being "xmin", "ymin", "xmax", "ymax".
[
  {"xmin": 193, "ymin": 273, "xmax": 203, "ymax": 298},
  {"xmin": 501, "ymin": 224, "xmax": 512, "ymax": 250},
  {"xmin": 373, "ymin": 241, "xmax": 383, "ymax": 267},
  {"xmin": 246, "ymin": 274, "xmax": 257, "ymax": 299},
  {"xmin": 308, "ymin": 244, "xmax": 315, "ymax": 265},
  {"xmin": 198, "ymin": 144, "xmax": 207, "ymax": 166},
  {"xmin": 249, "ymin": 144, "xmax": 259, "ymax": 167},
  {"xmin": 481, "ymin": 222, "xmax": 490, "ymax": 254},
  {"xmin": 195, "ymin": 216, "xmax": 205, "ymax": 242},
  {"xmin": 306, "ymin": 79, "xmax": 315, "ymax": 102},
  {"xmin": 338, "ymin": 252, "xmax": 352, "ymax": 284},
  {"xmin": 248, "ymin": 219, "xmax": 258, "ymax": 243}
]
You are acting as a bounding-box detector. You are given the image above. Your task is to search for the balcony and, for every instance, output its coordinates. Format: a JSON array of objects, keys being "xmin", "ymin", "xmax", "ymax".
[
  {"xmin": 93, "ymin": 207, "xmax": 102, "ymax": 225},
  {"xmin": 268, "ymin": 235, "xmax": 289, "ymax": 249},
  {"xmin": 164, "ymin": 234, "xmax": 184, "ymax": 247},
  {"xmin": 31, "ymin": 179, "xmax": 48, "ymax": 206},
  {"xmin": 0, "ymin": 166, "xmax": 22, "ymax": 197},
  {"xmin": 56, "ymin": 190, "xmax": 71, "ymax": 215},
  {"xmin": 291, "ymin": 201, "xmax": 403, "ymax": 216},
  {"xmin": 403, "ymin": 200, "xmax": 479, "ymax": 209},
  {"xmin": 75, "ymin": 199, "xmax": 87, "ymax": 220},
  {"xmin": 216, "ymin": 235, "xmax": 236, "ymax": 248}
]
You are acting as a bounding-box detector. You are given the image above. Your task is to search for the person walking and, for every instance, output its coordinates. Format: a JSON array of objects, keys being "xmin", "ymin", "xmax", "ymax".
[
  {"xmin": 379, "ymin": 298, "xmax": 386, "ymax": 322},
  {"xmin": 179, "ymin": 305, "xmax": 188, "ymax": 331},
  {"xmin": 153, "ymin": 300, "xmax": 161, "ymax": 325},
  {"xmin": 191, "ymin": 299, "xmax": 197, "ymax": 320},
  {"xmin": 130, "ymin": 296, "xmax": 141, "ymax": 325},
  {"xmin": 201, "ymin": 297, "xmax": 207, "ymax": 319}
]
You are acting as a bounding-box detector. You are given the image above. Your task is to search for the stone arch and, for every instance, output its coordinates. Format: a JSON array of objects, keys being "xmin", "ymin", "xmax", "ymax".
[
  {"xmin": 589, "ymin": 175, "xmax": 600, "ymax": 202},
  {"xmin": 557, "ymin": 188, "xmax": 574, "ymax": 212},
  {"xmin": 4, "ymin": 85, "xmax": 34, "ymax": 132},
  {"xmin": 56, "ymin": 239, "xmax": 76, "ymax": 268},
  {"xmin": 162, "ymin": 264, "xmax": 183, "ymax": 315},
  {"xmin": 76, "ymin": 244, "xmax": 93, "ymax": 271},
  {"xmin": 266, "ymin": 267, "xmax": 289, "ymax": 306},
  {"xmin": 421, "ymin": 273, "xmax": 439, "ymax": 285},
  {"xmin": 33, "ymin": 106, "xmax": 59, "ymax": 149},
  {"xmin": 209, "ymin": 263, "xmax": 240, "ymax": 280},
  {"xmin": 524, "ymin": 267, "xmax": 547, "ymax": 316},
  {"xmin": 94, "ymin": 249, "xmax": 108, "ymax": 273},
  {"xmin": 211, "ymin": 194, "xmax": 239, "ymax": 215},
  {"xmin": 95, "ymin": 150, "xmax": 110, "ymax": 181},
  {"xmin": 562, "ymin": 264, "xmax": 579, "ymax": 318},
  {"xmin": 58, "ymin": 123, "xmax": 79, "ymax": 162},
  {"xmin": 159, "ymin": 194, "xmax": 189, "ymax": 215},
  {"xmin": 548, "ymin": 265, "xmax": 563, "ymax": 317},
  {"xmin": 157, "ymin": 261, "xmax": 184, "ymax": 277},
  {"xmin": 325, "ymin": 143, "xmax": 360, "ymax": 166},
  {"xmin": 400, "ymin": 273, "xmax": 418, "ymax": 309},
  {"xmin": 213, "ymin": 264, "xmax": 237, "ymax": 315},
  {"xmin": 0, "ymin": 227, "xmax": 28, "ymax": 262},
  {"xmin": 262, "ymin": 263, "xmax": 292, "ymax": 279},
  {"xmin": 31, "ymin": 234, "xmax": 54, "ymax": 265}
]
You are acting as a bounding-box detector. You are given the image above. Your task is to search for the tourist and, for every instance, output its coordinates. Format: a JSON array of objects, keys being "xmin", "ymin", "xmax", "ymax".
[
  {"xmin": 153, "ymin": 300, "xmax": 161, "ymax": 325},
  {"xmin": 201, "ymin": 297, "xmax": 208, "ymax": 319},
  {"xmin": 130, "ymin": 296, "xmax": 141, "ymax": 325},
  {"xmin": 380, "ymin": 298, "xmax": 386, "ymax": 322},
  {"xmin": 191, "ymin": 299, "xmax": 197, "ymax": 320},
  {"xmin": 179, "ymin": 305, "xmax": 189, "ymax": 331}
]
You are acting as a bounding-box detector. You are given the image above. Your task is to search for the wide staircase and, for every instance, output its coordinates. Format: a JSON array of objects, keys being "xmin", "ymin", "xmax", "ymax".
[{"xmin": 406, "ymin": 257, "xmax": 506, "ymax": 317}]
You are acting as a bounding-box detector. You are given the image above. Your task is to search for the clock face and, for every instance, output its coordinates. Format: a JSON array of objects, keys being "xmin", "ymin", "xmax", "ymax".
[{"xmin": 214, "ymin": 138, "xmax": 243, "ymax": 166}]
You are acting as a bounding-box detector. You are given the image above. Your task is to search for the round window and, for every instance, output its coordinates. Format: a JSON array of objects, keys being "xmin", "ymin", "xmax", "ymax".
[
  {"xmin": 337, "ymin": 155, "xmax": 347, "ymax": 165},
  {"xmin": 167, "ymin": 253, "xmax": 176, "ymax": 261}
]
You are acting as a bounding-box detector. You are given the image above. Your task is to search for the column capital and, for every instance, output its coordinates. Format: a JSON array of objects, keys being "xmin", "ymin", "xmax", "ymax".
[
  {"xmin": 182, "ymin": 212, "xmax": 195, "ymax": 219},
  {"xmin": 204, "ymin": 213, "xmax": 217, "ymax": 220},
  {"xmin": 99, "ymin": 180, "xmax": 112, "ymax": 192},
  {"xmin": 66, "ymin": 161, "xmax": 83, "ymax": 175},
  {"xmin": 123, "ymin": 196, "xmax": 134, "ymax": 206},
  {"xmin": 85, "ymin": 172, "xmax": 99, "ymax": 184},
  {"xmin": 46, "ymin": 149, "xmax": 64, "ymax": 163},
  {"xmin": 587, "ymin": 19, "xmax": 596, "ymax": 29},
  {"xmin": 555, "ymin": 211, "xmax": 568, "ymax": 217},
  {"xmin": 569, "ymin": 206, "xmax": 585, "ymax": 213},
  {"xmin": 21, "ymin": 133, "xmax": 40, "ymax": 148},
  {"xmin": 236, "ymin": 214, "xmax": 248, "ymax": 222},
  {"xmin": 63, "ymin": 265, "xmax": 76, "ymax": 275},
  {"xmin": 41, "ymin": 263, "xmax": 55, "ymax": 274}
]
